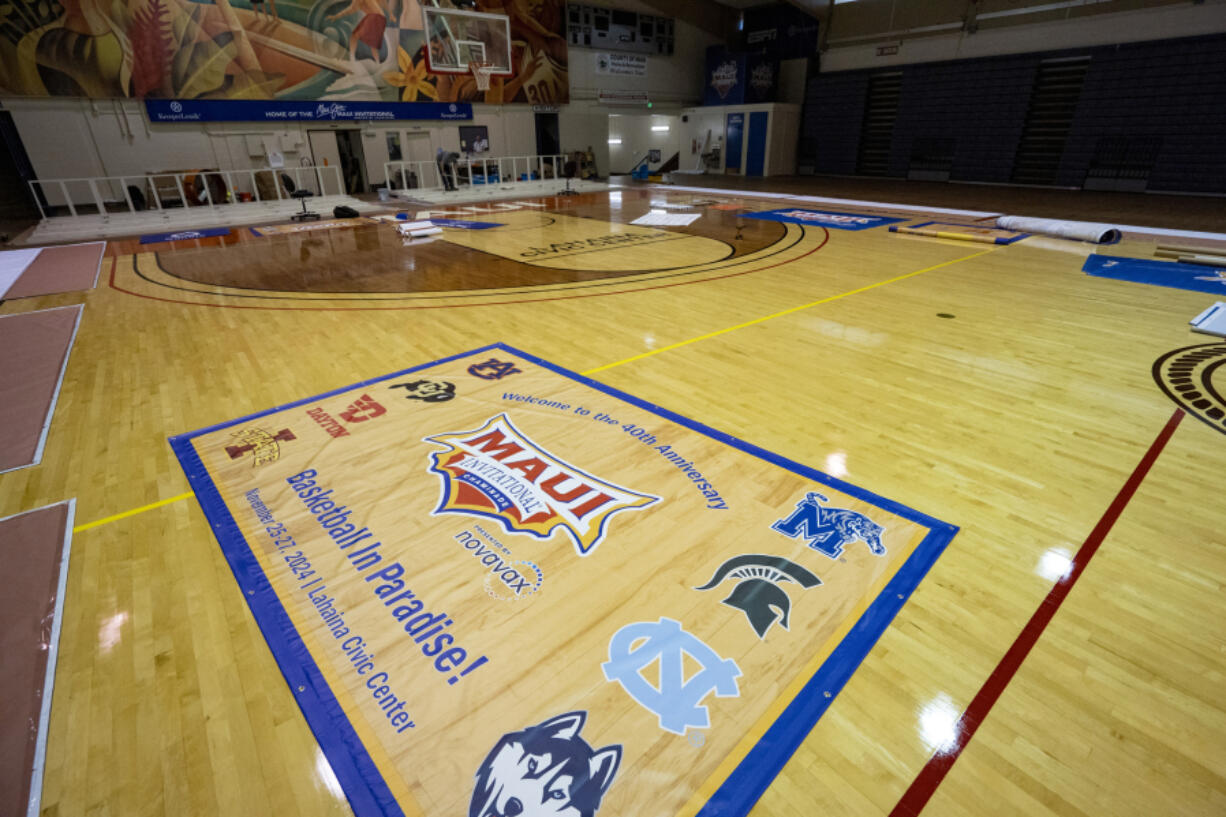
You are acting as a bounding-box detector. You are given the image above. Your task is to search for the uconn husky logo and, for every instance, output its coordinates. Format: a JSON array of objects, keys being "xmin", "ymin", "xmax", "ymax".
[
  {"xmin": 470, "ymin": 711, "xmax": 621, "ymax": 817},
  {"xmin": 771, "ymin": 492, "xmax": 886, "ymax": 559}
]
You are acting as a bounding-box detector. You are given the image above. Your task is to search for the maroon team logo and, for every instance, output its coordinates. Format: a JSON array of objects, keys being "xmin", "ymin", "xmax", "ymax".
[{"xmin": 226, "ymin": 427, "xmax": 295, "ymax": 466}]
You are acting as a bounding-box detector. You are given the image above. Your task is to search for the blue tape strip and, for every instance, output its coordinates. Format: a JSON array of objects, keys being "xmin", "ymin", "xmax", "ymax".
[{"xmin": 171, "ymin": 341, "xmax": 958, "ymax": 817}]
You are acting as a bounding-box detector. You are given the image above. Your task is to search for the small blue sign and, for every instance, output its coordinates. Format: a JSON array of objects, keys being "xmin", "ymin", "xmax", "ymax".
[
  {"xmin": 145, "ymin": 99, "xmax": 473, "ymax": 123},
  {"xmin": 743, "ymin": 208, "xmax": 906, "ymax": 231},
  {"xmin": 430, "ymin": 218, "xmax": 504, "ymax": 230},
  {"xmin": 140, "ymin": 227, "xmax": 231, "ymax": 244},
  {"xmin": 1084, "ymin": 254, "xmax": 1226, "ymax": 294}
]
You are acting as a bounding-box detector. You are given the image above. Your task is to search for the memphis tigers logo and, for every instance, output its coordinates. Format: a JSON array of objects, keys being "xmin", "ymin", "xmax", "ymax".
[
  {"xmin": 470, "ymin": 711, "xmax": 621, "ymax": 817},
  {"xmin": 771, "ymin": 492, "xmax": 886, "ymax": 559},
  {"xmin": 425, "ymin": 414, "xmax": 658, "ymax": 556}
]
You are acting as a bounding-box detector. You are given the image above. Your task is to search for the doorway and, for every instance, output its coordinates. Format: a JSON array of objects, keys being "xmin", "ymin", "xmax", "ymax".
[
  {"xmin": 535, "ymin": 113, "xmax": 560, "ymax": 156},
  {"xmin": 746, "ymin": 111, "xmax": 768, "ymax": 177},
  {"xmin": 335, "ymin": 130, "xmax": 368, "ymax": 195},
  {"xmin": 725, "ymin": 113, "xmax": 744, "ymax": 174},
  {"xmin": 0, "ymin": 112, "xmax": 42, "ymax": 225}
]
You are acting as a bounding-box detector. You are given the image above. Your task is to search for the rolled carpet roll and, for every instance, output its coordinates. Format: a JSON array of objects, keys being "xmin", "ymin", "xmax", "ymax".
[{"xmin": 995, "ymin": 216, "xmax": 1121, "ymax": 244}]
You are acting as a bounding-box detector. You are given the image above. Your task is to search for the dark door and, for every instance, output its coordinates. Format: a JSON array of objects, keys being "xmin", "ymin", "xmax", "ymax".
[
  {"xmin": 335, "ymin": 129, "xmax": 368, "ymax": 195},
  {"xmin": 0, "ymin": 112, "xmax": 42, "ymax": 223},
  {"xmin": 535, "ymin": 113, "xmax": 560, "ymax": 156},
  {"xmin": 725, "ymin": 113, "xmax": 744, "ymax": 173},
  {"xmin": 746, "ymin": 111, "xmax": 768, "ymax": 176}
]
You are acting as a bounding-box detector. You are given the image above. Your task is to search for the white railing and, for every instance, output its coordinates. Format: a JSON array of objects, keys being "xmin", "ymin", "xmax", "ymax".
[
  {"xmin": 28, "ymin": 165, "xmax": 345, "ymax": 221},
  {"xmin": 383, "ymin": 154, "xmax": 567, "ymax": 194}
]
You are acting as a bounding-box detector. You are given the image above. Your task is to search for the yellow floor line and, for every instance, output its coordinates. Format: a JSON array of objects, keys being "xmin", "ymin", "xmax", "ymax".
[
  {"xmin": 75, "ymin": 247, "xmax": 993, "ymax": 532},
  {"xmin": 581, "ymin": 246, "xmax": 996, "ymax": 376},
  {"xmin": 74, "ymin": 491, "xmax": 193, "ymax": 533}
]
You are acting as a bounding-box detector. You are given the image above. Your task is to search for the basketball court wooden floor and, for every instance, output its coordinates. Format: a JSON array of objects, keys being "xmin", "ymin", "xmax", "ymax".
[{"xmin": 1, "ymin": 186, "xmax": 1223, "ymax": 817}]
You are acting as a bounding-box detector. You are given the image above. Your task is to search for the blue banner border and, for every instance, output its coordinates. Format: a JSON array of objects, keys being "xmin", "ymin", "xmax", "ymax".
[{"xmin": 169, "ymin": 342, "xmax": 958, "ymax": 817}]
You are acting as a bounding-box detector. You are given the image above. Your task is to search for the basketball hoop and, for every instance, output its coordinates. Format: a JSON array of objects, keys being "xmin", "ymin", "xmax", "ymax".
[{"xmin": 469, "ymin": 61, "xmax": 495, "ymax": 92}]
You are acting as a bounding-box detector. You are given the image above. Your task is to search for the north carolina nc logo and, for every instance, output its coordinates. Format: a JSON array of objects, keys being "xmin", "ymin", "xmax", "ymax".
[
  {"xmin": 603, "ymin": 617, "xmax": 740, "ymax": 735},
  {"xmin": 425, "ymin": 414, "xmax": 659, "ymax": 556}
]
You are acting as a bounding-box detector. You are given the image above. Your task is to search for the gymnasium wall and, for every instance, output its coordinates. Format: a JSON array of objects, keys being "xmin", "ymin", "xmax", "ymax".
[
  {"xmin": 820, "ymin": 0, "xmax": 1224, "ymax": 72},
  {"xmin": 607, "ymin": 113, "xmax": 680, "ymax": 175},
  {"xmin": 801, "ymin": 32, "xmax": 1226, "ymax": 194}
]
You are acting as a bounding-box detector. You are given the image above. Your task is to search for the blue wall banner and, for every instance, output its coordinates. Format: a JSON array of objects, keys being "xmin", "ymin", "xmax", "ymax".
[
  {"xmin": 145, "ymin": 100, "xmax": 473, "ymax": 124},
  {"xmin": 744, "ymin": 209, "xmax": 906, "ymax": 231},
  {"xmin": 705, "ymin": 47, "xmax": 746, "ymax": 106},
  {"xmin": 1084, "ymin": 254, "xmax": 1226, "ymax": 294}
]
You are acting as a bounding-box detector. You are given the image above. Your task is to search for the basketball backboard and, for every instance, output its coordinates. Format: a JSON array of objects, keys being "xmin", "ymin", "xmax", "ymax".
[{"xmin": 422, "ymin": 7, "xmax": 513, "ymax": 76}]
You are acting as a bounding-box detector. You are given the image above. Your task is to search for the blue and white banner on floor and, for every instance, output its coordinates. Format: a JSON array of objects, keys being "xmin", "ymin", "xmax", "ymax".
[
  {"xmin": 429, "ymin": 218, "xmax": 503, "ymax": 230},
  {"xmin": 1083, "ymin": 255, "xmax": 1226, "ymax": 295},
  {"xmin": 140, "ymin": 228, "xmax": 232, "ymax": 244},
  {"xmin": 742, "ymin": 208, "xmax": 906, "ymax": 231}
]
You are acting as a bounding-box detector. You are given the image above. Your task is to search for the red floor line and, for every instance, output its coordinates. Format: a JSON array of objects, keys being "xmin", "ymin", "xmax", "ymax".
[{"xmin": 890, "ymin": 408, "xmax": 1185, "ymax": 817}]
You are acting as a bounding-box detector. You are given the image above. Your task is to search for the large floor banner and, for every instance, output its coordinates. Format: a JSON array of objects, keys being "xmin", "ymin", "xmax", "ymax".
[{"xmin": 171, "ymin": 344, "xmax": 957, "ymax": 817}]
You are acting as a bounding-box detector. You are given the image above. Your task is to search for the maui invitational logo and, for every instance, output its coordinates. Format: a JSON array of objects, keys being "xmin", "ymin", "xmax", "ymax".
[
  {"xmin": 425, "ymin": 414, "xmax": 659, "ymax": 556},
  {"xmin": 710, "ymin": 60, "xmax": 738, "ymax": 99}
]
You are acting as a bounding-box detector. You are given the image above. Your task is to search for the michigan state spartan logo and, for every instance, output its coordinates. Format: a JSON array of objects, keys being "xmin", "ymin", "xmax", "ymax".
[{"xmin": 425, "ymin": 414, "xmax": 659, "ymax": 556}]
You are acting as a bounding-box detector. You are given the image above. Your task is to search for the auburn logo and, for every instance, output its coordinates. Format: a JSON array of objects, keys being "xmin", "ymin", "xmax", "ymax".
[{"xmin": 425, "ymin": 414, "xmax": 658, "ymax": 556}]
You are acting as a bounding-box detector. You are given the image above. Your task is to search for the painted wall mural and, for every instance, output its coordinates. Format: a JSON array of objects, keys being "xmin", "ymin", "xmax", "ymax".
[{"xmin": 0, "ymin": 0, "xmax": 568, "ymax": 102}]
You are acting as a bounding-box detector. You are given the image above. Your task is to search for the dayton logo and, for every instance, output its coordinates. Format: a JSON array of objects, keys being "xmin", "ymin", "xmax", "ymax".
[
  {"xmin": 470, "ymin": 711, "xmax": 621, "ymax": 817},
  {"xmin": 772, "ymin": 492, "xmax": 886, "ymax": 559},
  {"xmin": 710, "ymin": 60, "xmax": 738, "ymax": 99},
  {"xmin": 603, "ymin": 617, "xmax": 740, "ymax": 735},
  {"xmin": 306, "ymin": 394, "xmax": 387, "ymax": 438},
  {"xmin": 167, "ymin": 231, "xmax": 205, "ymax": 240},
  {"xmin": 425, "ymin": 414, "xmax": 658, "ymax": 556},
  {"xmin": 694, "ymin": 554, "xmax": 821, "ymax": 639},
  {"xmin": 225, "ymin": 427, "xmax": 295, "ymax": 466},
  {"xmin": 339, "ymin": 394, "xmax": 386, "ymax": 422}
]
